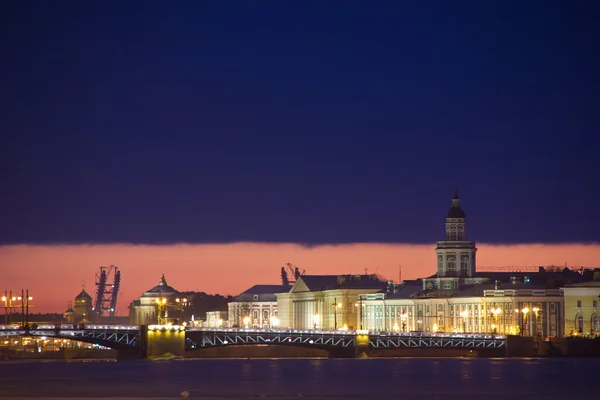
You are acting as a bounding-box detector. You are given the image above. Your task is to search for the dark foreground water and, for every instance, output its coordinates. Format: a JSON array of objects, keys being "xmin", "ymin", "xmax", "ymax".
[{"xmin": 0, "ymin": 357, "xmax": 597, "ymax": 399}]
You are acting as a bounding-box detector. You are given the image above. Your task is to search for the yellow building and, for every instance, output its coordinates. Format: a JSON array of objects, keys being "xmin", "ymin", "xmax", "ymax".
[
  {"xmin": 129, "ymin": 274, "xmax": 187, "ymax": 325},
  {"xmin": 360, "ymin": 282, "xmax": 563, "ymax": 337},
  {"xmin": 561, "ymin": 281, "xmax": 600, "ymax": 336},
  {"xmin": 276, "ymin": 275, "xmax": 389, "ymax": 330}
]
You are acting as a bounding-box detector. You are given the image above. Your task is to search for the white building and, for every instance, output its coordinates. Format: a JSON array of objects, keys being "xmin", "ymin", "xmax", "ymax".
[
  {"xmin": 205, "ymin": 309, "xmax": 229, "ymax": 328},
  {"xmin": 228, "ymin": 285, "xmax": 285, "ymax": 328}
]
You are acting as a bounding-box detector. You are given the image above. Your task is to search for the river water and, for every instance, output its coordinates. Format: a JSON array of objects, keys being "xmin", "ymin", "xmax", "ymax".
[{"xmin": 0, "ymin": 357, "xmax": 597, "ymax": 399}]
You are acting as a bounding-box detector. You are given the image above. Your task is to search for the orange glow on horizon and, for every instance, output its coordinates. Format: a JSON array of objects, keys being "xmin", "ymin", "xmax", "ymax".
[{"xmin": 0, "ymin": 242, "xmax": 598, "ymax": 315}]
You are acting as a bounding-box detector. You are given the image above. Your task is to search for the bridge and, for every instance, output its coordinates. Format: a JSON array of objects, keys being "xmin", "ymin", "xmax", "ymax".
[
  {"xmin": 0, "ymin": 324, "xmax": 507, "ymax": 356},
  {"xmin": 185, "ymin": 327, "xmax": 507, "ymax": 351},
  {"xmin": 0, "ymin": 324, "xmax": 140, "ymax": 350}
]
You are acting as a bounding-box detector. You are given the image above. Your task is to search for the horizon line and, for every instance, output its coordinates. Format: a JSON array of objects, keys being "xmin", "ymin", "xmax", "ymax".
[{"xmin": 1, "ymin": 241, "xmax": 599, "ymax": 247}]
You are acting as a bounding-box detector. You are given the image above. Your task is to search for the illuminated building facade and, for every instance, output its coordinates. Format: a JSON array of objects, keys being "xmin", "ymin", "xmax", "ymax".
[
  {"xmin": 357, "ymin": 191, "xmax": 580, "ymax": 338},
  {"xmin": 276, "ymin": 275, "xmax": 389, "ymax": 330},
  {"xmin": 228, "ymin": 285, "xmax": 283, "ymax": 328},
  {"xmin": 561, "ymin": 280, "xmax": 600, "ymax": 336},
  {"xmin": 205, "ymin": 309, "xmax": 229, "ymax": 328},
  {"xmin": 359, "ymin": 284, "xmax": 563, "ymax": 337},
  {"xmin": 128, "ymin": 274, "xmax": 181, "ymax": 325}
]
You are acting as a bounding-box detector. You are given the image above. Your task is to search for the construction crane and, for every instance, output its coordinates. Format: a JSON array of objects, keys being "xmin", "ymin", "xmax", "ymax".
[
  {"xmin": 281, "ymin": 263, "xmax": 305, "ymax": 288},
  {"xmin": 94, "ymin": 265, "xmax": 121, "ymax": 317}
]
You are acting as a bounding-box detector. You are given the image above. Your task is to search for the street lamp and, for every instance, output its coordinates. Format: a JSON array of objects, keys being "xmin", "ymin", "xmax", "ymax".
[
  {"xmin": 532, "ymin": 307, "xmax": 540, "ymax": 337},
  {"xmin": 154, "ymin": 297, "xmax": 168, "ymax": 325},
  {"xmin": 354, "ymin": 298, "xmax": 365, "ymax": 330},
  {"xmin": 312, "ymin": 313, "xmax": 320, "ymax": 330},
  {"xmin": 520, "ymin": 307, "xmax": 530, "ymax": 336},
  {"xmin": 490, "ymin": 307, "xmax": 502, "ymax": 334},
  {"xmin": 243, "ymin": 316, "xmax": 250, "ymax": 328},
  {"xmin": 459, "ymin": 310, "xmax": 468, "ymax": 333},
  {"xmin": 270, "ymin": 316, "xmax": 280, "ymax": 328},
  {"xmin": 175, "ymin": 298, "xmax": 188, "ymax": 324},
  {"xmin": 332, "ymin": 299, "xmax": 342, "ymax": 330}
]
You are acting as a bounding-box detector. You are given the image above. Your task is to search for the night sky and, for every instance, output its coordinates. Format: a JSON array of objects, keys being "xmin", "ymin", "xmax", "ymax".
[{"xmin": 2, "ymin": 1, "xmax": 599, "ymax": 246}]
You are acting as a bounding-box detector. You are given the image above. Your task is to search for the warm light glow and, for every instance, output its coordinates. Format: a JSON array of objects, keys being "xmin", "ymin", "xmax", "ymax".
[
  {"xmin": 243, "ymin": 316, "xmax": 250, "ymax": 327},
  {"xmin": 269, "ymin": 316, "xmax": 280, "ymax": 327},
  {"xmin": 459, "ymin": 310, "xmax": 468, "ymax": 318},
  {"xmin": 2, "ymin": 242, "xmax": 598, "ymax": 313},
  {"xmin": 217, "ymin": 319, "xmax": 223, "ymax": 327},
  {"xmin": 432, "ymin": 323, "xmax": 438, "ymax": 332},
  {"xmin": 1, "ymin": 296, "xmax": 5, "ymax": 302},
  {"xmin": 522, "ymin": 307, "xmax": 529, "ymax": 315},
  {"xmin": 337, "ymin": 303, "xmax": 342, "ymax": 308},
  {"xmin": 393, "ymin": 323, "xmax": 399, "ymax": 332}
]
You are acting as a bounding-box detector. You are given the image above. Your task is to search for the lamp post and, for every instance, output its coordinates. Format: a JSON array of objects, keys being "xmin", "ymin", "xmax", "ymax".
[
  {"xmin": 154, "ymin": 297, "xmax": 167, "ymax": 325},
  {"xmin": 312, "ymin": 313, "xmax": 319, "ymax": 330},
  {"xmin": 175, "ymin": 297, "xmax": 188, "ymax": 325},
  {"xmin": 520, "ymin": 307, "xmax": 530, "ymax": 336},
  {"xmin": 22, "ymin": 290, "xmax": 32, "ymax": 328},
  {"xmin": 459, "ymin": 310, "xmax": 468, "ymax": 333},
  {"xmin": 1, "ymin": 291, "xmax": 14, "ymax": 325},
  {"xmin": 532, "ymin": 307, "xmax": 540, "ymax": 337},
  {"xmin": 332, "ymin": 299, "xmax": 342, "ymax": 330},
  {"xmin": 354, "ymin": 297, "xmax": 365, "ymax": 330},
  {"xmin": 490, "ymin": 307, "xmax": 502, "ymax": 335}
]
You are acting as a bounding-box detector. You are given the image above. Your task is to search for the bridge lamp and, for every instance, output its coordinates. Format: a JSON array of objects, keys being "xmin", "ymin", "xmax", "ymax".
[
  {"xmin": 217, "ymin": 319, "xmax": 223, "ymax": 328},
  {"xmin": 312, "ymin": 314, "xmax": 320, "ymax": 330},
  {"xmin": 270, "ymin": 316, "xmax": 280, "ymax": 328},
  {"xmin": 243, "ymin": 316, "xmax": 250, "ymax": 328},
  {"xmin": 393, "ymin": 323, "xmax": 399, "ymax": 332}
]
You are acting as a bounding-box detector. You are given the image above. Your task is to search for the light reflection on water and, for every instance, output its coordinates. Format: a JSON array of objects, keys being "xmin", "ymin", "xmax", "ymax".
[{"xmin": 0, "ymin": 357, "xmax": 597, "ymax": 399}]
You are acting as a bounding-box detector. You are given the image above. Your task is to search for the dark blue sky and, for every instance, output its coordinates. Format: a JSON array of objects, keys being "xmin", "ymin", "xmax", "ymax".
[{"xmin": 1, "ymin": 1, "xmax": 598, "ymax": 245}]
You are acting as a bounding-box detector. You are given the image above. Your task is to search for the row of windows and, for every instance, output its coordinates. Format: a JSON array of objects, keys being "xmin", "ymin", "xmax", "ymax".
[{"xmin": 576, "ymin": 300, "xmax": 598, "ymax": 308}]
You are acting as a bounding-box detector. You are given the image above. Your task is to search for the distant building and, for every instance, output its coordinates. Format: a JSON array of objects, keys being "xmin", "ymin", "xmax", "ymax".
[
  {"xmin": 129, "ymin": 274, "xmax": 185, "ymax": 325},
  {"xmin": 276, "ymin": 274, "xmax": 389, "ymax": 330},
  {"xmin": 63, "ymin": 301, "xmax": 75, "ymax": 324},
  {"xmin": 561, "ymin": 280, "xmax": 600, "ymax": 336},
  {"xmin": 205, "ymin": 307, "xmax": 229, "ymax": 328},
  {"xmin": 357, "ymin": 191, "xmax": 587, "ymax": 338},
  {"xmin": 228, "ymin": 285, "xmax": 285, "ymax": 328},
  {"xmin": 71, "ymin": 288, "xmax": 94, "ymax": 323}
]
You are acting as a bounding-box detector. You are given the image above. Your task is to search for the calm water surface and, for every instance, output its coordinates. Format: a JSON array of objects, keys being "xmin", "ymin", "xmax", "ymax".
[{"xmin": 0, "ymin": 358, "xmax": 597, "ymax": 399}]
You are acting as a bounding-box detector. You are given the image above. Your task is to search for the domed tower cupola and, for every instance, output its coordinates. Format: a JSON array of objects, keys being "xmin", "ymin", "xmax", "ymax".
[
  {"xmin": 434, "ymin": 190, "xmax": 477, "ymax": 280},
  {"xmin": 445, "ymin": 189, "xmax": 467, "ymax": 240}
]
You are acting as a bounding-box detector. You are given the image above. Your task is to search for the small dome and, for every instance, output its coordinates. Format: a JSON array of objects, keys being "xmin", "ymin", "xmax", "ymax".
[
  {"xmin": 75, "ymin": 289, "xmax": 92, "ymax": 302},
  {"xmin": 446, "ymin": 189, "xmax": 466, "ymax": 219},
  {"xmin": 447, "ymin": 207, "xmax": 466, "ymax": 219},
  {"xmin": 141, "ymin": 274, "xmax": 178, "ymax": 297},
  {"xmin": 64, "ymin": 307, "xmax": 75, "ymax": 314}
]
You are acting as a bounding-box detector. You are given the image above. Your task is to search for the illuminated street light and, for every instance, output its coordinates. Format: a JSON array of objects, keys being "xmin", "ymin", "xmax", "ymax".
[
  {"xmin": 243, "ymin": 316, "xmax": 250, "ymax": 328},
  {"xmin": 270, "ymin": 316, "xmax": 280, "ymax": 328},
  {"xmin": 459, "ymin": 310, "xmax": 469, "ymax": 332},
  {"xmin": 490, "ymin": 307, "xmax": 502, "ymax": 334},
  {"xmin": 312, "ymin": 314, "xmax": 320, "ymax": 330}
]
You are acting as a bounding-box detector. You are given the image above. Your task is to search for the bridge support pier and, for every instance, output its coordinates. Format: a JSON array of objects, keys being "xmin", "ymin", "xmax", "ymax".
[{"xmin": 144, "ymin": 325, "xmax": 186, "ymax": 359}]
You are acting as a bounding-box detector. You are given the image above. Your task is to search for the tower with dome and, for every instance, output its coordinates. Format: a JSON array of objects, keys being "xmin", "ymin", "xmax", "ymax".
[{"xmin": 423, "ymin": 190, "xmax": 478, "ymax": 291}]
